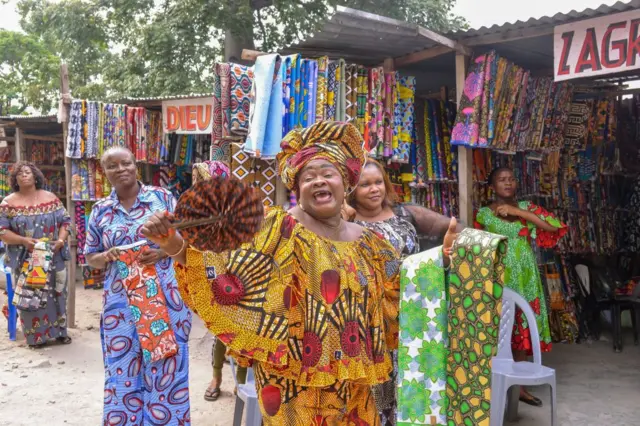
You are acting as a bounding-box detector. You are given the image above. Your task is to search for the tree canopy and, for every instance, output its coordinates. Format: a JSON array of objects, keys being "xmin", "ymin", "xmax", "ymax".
[{"xmin": 2, "ymin": 0, "xmax": 468, "ymax": 113}]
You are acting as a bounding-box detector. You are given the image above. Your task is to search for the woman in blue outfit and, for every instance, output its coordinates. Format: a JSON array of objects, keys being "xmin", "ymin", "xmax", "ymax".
[{"xmin": 85, "ymin": 147, "xmax": 192, "ymax": 425}]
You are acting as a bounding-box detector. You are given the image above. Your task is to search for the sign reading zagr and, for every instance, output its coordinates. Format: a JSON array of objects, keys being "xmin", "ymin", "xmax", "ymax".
[
  {"xmin": 554, "ymin": 10, "xmax": 640, "ymax": 82},
  {"xmin": 162, "ymin": 97, "xmax": 214, "ymax": 134}
]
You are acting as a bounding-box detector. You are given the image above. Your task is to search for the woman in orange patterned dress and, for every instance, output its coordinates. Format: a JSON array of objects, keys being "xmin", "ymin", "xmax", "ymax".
[{"xmin": 143, "ymin": 122, "xmax": 456, "ymax": 425}]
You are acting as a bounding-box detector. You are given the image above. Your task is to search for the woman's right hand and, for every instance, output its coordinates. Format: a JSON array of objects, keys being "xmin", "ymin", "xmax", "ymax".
[
  {"xmin": 141, "ymin": 211, "xmax": 183, "ymax": 253},
  {"xmin": 21, "ymin": 237, "xmax": 38, "ymax": 252},
  {"xmin": 102, "ymin": 247, "xmax": 121, "ymax": 263}
]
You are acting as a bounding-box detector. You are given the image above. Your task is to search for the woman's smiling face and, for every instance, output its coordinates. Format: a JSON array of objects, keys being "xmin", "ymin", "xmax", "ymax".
[{"xmin": 103, "ymin": 149, "xmax": 137, "ymax": 189}]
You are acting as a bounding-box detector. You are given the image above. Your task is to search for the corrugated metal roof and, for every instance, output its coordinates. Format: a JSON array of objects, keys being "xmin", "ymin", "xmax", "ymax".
[
  {"xmin": 451, "ymin": 0, "xmax": 640, "ymax": 42},
  {"xmin": 118, "ymin": 93, "xmax": 214, "ymax": 103},
  {"xmin": 0, "ymin": 114, "xmax": 57, "ymax": 121},
  {"xmin": 281, "ymin": 6, "xmax": 458, "ymax": 65}
]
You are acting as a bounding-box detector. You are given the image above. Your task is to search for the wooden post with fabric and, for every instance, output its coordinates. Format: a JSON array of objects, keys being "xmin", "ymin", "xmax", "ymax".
[
  {"xmin": 455, "ymin": 52, "xmax": 473, "ymax": 227},
  {"xmin": 60, "ymin": 63, "xmax": 77, "ymax": 328}
]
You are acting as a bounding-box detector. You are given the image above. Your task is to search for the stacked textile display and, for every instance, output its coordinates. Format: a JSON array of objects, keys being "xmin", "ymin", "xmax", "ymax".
[
  {"xmin": 0, "ymin": 163, "xmax": 11, "ymax": 198},
  {"xmin": 451, "ymin": 51, "xmax": 573, "ymax": 152},
  {"xmin": 233, "ymin": 54, "xmax": 417, "ymax": 163},
  {"xmin": 27, "ymin": 141, "xmax": 65, "ymax": 165},
  {"xmin": 66, "ymin": 101, "xmax": 165, "ymax": 164}
]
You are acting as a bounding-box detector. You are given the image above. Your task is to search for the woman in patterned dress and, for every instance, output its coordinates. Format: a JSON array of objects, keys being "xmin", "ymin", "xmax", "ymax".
[
  {"xmin": 85, "ymin": 147, "xmax": 191, "ymax": 425},
  {"xmin": 344, "ymin": 159, "xmax": 462, "ymax": 426},
  {"xmin": 142, "ymin": 122, "xmax": 458, "ymax": 425},
  {"xmin": 475, "ymin": 167, "xmax": 567, "ymax": 408},
  {"xmin": 0, "ymin": 162, "xmax": 71, "ymax": 348}
]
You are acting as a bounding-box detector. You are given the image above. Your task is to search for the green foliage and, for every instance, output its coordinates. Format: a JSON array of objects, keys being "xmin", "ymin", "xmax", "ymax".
[
  {"xmin": 0, "ymin": 30, "xmax": 60, "ymax": 115},
  {"xmin": 6, "ymin": 0, "xmax": 467, "ymax": 113}
]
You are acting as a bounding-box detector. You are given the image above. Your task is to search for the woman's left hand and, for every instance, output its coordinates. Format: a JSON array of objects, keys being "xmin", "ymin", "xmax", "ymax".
[
  {"xmin": 138, "ymin": 247, "xmax": 166, "ymax": 266},
  {"xmin": 495, "ymin": 204, "xmax": 521, "ymax": 218},
  {"xmin": 442, "ymin": 217, "xmax": 458, "ymax": 259}
]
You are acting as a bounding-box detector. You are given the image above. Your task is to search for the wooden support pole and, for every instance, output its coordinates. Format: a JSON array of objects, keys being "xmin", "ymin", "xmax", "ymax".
[
  {"xmin": 455, "ymin": 52, "xmax": 473, "ymax": 226},
  {"xmin": 60, "ymin": 63, "xmax": 77, "ymax": 328},
  {"xmin": 14, "ymin": 128, "xmax": 23, "ymax": 162}
]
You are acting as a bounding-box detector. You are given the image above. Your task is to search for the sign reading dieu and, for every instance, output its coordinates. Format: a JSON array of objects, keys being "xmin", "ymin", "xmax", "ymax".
[{"xmin": 162, "ymin": 97, "xmax": 214, "ymax": 134}]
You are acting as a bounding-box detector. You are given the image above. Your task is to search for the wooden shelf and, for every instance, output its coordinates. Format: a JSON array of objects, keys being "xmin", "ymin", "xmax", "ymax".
[
  {"xmin": 23, "ymin": 134, "xmax": 64, "ymax": 143},
  {"xmin": 38, "ymin": 165, "xmax": 65, "ymax": 171}
]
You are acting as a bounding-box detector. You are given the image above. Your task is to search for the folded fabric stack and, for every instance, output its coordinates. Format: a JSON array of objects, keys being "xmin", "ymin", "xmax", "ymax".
[
  {"xmin": 451, "ymin": 50, "xmax": 573, "ymax": 152},
  {"xmin": 67, "ymin": 101, "xmax": 166, "ymax": 164}
]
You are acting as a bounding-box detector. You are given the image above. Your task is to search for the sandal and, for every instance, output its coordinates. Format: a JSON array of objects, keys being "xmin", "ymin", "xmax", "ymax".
[
  {"xmin": 57, "ymin": 336, "xmax": 72, "ymax": 345},
  {"xmin": 29, "ymin": 342, "xmax": 47, "ymax": 349},
  {"xmin": 204, "ymin": 386, "xmax": 221, "ymax": 401},
  {"xmin": 519, "ymin": 393, "xmax": 543, "ymax": 407}
]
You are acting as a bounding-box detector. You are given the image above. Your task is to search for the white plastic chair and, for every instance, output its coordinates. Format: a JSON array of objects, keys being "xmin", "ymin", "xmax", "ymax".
[
  {"xmin": 491, "ymin": 288, "xmax": 557, "ymax": 426},
  {"xmin": 575, "ymin": 264, "xmax": 590, "ymax": 297},
  {"xmin": 230, "ymin": 358, "xmax": 262, "ymax": 426}
]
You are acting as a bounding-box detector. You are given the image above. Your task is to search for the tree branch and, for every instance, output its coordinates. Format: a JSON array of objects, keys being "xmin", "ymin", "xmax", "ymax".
[
  {"xmin": 250, "ymin": 0, "xmax": 273, "ymax": 10},
  {"xmin": 256, "ymin": 7, "xmax": 267, "ymax": 49}
]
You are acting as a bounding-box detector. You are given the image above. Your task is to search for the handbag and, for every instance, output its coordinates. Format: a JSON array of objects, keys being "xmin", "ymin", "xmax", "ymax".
[{"xmin": 12, "ymin": 242, "xmax": 55, "ymax": 312}]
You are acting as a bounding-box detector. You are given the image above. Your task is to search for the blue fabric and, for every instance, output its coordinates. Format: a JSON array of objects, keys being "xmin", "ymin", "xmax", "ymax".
[
  {"xmin": 307, "ymin": 60, "xmax": 318, "ymax": 124},
  {"xmin": 85, "ymin": 184, "xmax": 192, "ymax": 425},
  {"xmin": 263, "ymin": 55, "xmax": 284, "ymax": 158},
  {"xmin": 244, "ymin": 55, "xmax": 282, "ymax": 157}
]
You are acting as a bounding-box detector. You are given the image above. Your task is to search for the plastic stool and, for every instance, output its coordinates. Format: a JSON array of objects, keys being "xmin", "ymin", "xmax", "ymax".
[{"xmin": 491, "ymin": 288, "xmax": 557, "ymax": 426}]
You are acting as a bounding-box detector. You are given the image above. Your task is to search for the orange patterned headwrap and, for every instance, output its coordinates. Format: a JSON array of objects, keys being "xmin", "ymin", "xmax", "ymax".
[{"xmin": 276, "ymin": 121, "xmax": 366, "ymax": 191}]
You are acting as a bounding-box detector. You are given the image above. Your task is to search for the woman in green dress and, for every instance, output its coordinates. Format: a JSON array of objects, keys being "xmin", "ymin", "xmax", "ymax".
[{"xmin": 475, "ymin": 167, "xmax": 567, "ymax": 408}]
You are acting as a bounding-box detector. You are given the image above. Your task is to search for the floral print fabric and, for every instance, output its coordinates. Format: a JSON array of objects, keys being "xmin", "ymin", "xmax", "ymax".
[{"xmin": 397, "ymin": 247, "xmax": 448, "ymax": 426}]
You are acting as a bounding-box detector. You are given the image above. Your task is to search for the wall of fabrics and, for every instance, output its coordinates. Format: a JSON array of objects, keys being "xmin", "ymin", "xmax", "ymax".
[
  {"xmin": 210, "ymin": 55, "xmax": 460, "ymax": 213},
  {"xmin": 66, "ymin": 100, "xmax": 213, "ymax": 272},
  {"xmin": 0, "ymin": 163, "xmax": 11, "ymax": 198},
  {"xmin": 451, "ymin": 50, "xmax": 573, "ymax": 151},
  {"xmin": 450, "ymin": 50, "xmax": 635, "ymax": 345}
]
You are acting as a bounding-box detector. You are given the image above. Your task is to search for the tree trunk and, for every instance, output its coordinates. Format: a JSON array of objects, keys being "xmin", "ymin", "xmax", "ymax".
[
  {"xmin": 222, "ymin": 0, "xmax": 258, "ymax": 65},
  {"xmin": 223, "ymin": 29, "xmax": 255, "ymax": 66}
]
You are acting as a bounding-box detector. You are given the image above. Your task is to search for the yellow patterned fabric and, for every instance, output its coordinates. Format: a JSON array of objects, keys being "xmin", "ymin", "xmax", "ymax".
[
  {"xmin": 276, "ymin": 121, "xmax": 366, "ymax": 191},
  {"xmin": 446, "ymin": 229, "xmax": 507, "ymax": 426},
  {"xmin": 175, "ymin": 207, "xmax": 401, "ymax": 423}
]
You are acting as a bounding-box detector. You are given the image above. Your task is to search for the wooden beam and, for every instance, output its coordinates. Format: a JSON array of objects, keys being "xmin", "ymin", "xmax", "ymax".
[
  {"xmin": 22, "ymin": 134, "xmax": 63, "ymax": 143},
  {"xmin": 60, "ymin": 63, "xmax": 76, "ymax": 329},
  {"xmin": 60, "ymin": 64, "xmax": 72, "ymax": 105},
  {"xmin": 417, "ymin": 27, "xmax": 457, "ymax": 50},
  {"xmin": 462, "ymin": 25, "xmax": 553, "ymax": 47},
  {"xmin": 394, "ymin": 45, "xmax": 452, "ymax": 68},
  {"xmin": 241, "ymin": 49, "xmax": 269, "ymax": 62},
  {"xmin": 455, "ymin": 52, "xmax": 473, "ymax": 226}
]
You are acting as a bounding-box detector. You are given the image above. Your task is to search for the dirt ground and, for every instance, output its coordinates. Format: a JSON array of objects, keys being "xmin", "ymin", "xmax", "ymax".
[{"xmin": 1, "ymin": 280, "xmax": 639, "ymax": 426}]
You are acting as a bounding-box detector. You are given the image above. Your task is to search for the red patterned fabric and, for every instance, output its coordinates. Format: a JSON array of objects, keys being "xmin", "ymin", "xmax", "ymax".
[{"xmin": 118, "ymin": 242, "xmax": 178, "ymax": 364}]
